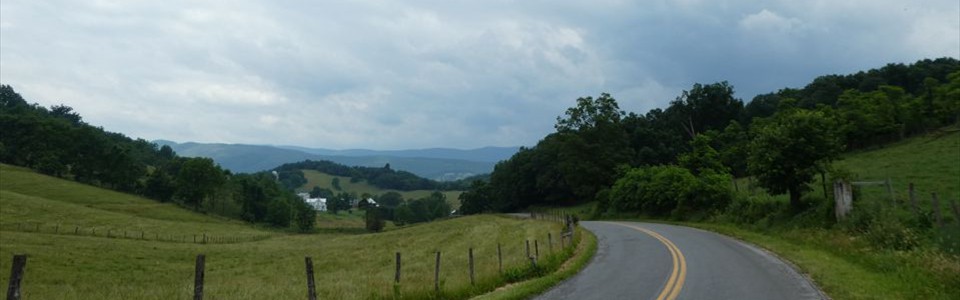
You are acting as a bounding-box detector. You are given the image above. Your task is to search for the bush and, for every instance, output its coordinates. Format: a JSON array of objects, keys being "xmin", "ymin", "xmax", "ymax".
[
  {"xmin": 842, "ymin": 202, "xmax": 922, "ymax": 251},
  {"xmin": 863, "ymin": 216, "xmax": 922, "ymax": 250},
  {"xmin": 365, "ymin": 207, "xmax": 385, "ymax": 232},
  {"xmin": 720, "ymin": 194, "xmax": 784, "ymax": 225},
  {"xmin": 609, "ymin": 165, "xmax": 733, "ymax": 219}
]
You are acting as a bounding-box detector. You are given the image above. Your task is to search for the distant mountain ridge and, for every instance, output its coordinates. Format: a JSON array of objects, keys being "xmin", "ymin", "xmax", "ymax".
[
  {"xmin": 153, "ymin": 140, "xmax": 518, "ymax": 181},
  {"xmin": 276, "ymin": 145, "xmax": 518, "ymax": 163}
]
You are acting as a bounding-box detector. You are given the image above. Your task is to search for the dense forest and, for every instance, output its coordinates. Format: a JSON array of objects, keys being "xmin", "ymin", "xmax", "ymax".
[
  {"xmin": 459, "ymin": 58, "xmax": 960, "ymax": 216},
  {"xmin": 274, "ymin": 159, "xmax": 484, "ymax": 191},
  {"xmin": 0, "ymin": 86, "xmax": 317, "ymax": 231}
]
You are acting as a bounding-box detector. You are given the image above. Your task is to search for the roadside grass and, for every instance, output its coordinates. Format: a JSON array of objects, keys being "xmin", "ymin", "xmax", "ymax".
[
  {"xmin": 0, "ymin": 215, "xmax": 565, "ymax": 299},
  {"xmin": 299, "ymin": 170, "xmax": 462, "ymax": 208},
  {"xmin": 550, "ymin": 127, "xmax": 960, "ymax": 299},
  {"xmin": 529, "ymin": 202, "xmax": 596, "ymax": 218},
  {"xmin": 473, "ymin": 226, "xmax": 598, "ymax": 300},
  {"xmin": 682, "ymin": 223, "xmax": 960, "ymax": 300}
]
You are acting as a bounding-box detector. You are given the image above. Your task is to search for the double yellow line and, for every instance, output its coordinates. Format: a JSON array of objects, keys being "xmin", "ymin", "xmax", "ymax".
[{"xmin": 606, "ymin": 222, "xmax": 687, "ymax": 300}]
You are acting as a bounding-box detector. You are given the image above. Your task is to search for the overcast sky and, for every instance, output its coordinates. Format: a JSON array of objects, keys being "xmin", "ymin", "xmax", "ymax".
[{"xmin": 1, "ymin": 1, "xmax": 958, "ymax": 149}]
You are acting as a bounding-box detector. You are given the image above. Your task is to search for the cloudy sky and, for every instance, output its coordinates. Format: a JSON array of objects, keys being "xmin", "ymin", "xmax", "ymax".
[{"xmin": 1, "ymin": 1, "xmax": 958, "ymax": 149}]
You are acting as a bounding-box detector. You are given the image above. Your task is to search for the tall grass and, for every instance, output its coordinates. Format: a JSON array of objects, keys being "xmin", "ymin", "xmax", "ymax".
[{"xmin": 0, "ymin": 216, "xmax": 564, "ymax": 299}]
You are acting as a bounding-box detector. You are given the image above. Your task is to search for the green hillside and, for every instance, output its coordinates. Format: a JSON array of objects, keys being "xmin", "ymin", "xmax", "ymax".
[
  {"xmin": 0, "ymin": 164, "xmax": 275, "ymax": 239},
  {"xmin": 299, "ymin": 170, "xmax": 463, "ymax": 208},
  {"xmin": 0, "ymin": 164, "xmax": 569, "ymax": 299},
  {"xmin": 834, "ymin": 128, "xmax": 959, "ymax": 205}
]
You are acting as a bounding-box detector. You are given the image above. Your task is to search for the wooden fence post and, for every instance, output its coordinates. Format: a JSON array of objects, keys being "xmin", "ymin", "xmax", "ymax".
[
  {"xmin": 534, "ymin": 240, "xmax": 539, "ymax": 259},
  {"xmin": 305, "ymin": 257, "xmax": 316, "ymax": 300},
  {"xmin": 194, "ymin": 254, "xmax": 205, "ymax": 300},
  {"xmin": 468, "ymin": 248, "xmax": 475, "ymax": 285},
  {"xmin": 395, "ymin": 252, "xmax": 401, "ymax": 284},
  {"xmin": 548, "ymin": 233, "xmax": 553, "ymax": 253},
  {"xmin": 525, "ymin": 240, "xmax": 530, "ymax": 258},
  {"xmin": 434, "ymin": 251, "xmax": 441, "ymax": 295},
  {"xmin": 6, "ymin": 255, "xmax": 26, "ymax": 300},
  {"xmin": 497, "ymin": 243, "xmax": 502, "ymax": 274},
  {"xmin": 932, "ymin": 193, "xmax": 944, "ymax": 228}
]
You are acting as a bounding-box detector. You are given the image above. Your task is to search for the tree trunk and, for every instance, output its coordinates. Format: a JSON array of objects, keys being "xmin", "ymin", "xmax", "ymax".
[{"xmin": 788, "ymin": 187, "xmax": 802, "ymax": 210}]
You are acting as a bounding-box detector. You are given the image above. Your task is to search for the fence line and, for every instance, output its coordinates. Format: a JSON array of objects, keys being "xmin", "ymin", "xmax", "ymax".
[
  {"xmin": 0, "ymin": 223, "xmax": 272, "ymax": 244},
  {"xmin": 4, "ymin": 216, "xmax": 582, "ymax": 299},
  {"xmin": 835, "ymin": 181, "xmax": 960, "ymax": 226}
]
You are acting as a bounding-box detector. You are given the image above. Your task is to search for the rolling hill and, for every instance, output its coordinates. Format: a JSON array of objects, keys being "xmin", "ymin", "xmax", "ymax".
[
  {"xmin": 0, "ymin": 163, "xmax": 570, "ymax": 299},
  {"xmin": 297, "ymin": 169, "xmax": 462, "ymax": 207},
  {"xmin": 156, "ymin": 141, "xmax": 517, "ymax": 181}
]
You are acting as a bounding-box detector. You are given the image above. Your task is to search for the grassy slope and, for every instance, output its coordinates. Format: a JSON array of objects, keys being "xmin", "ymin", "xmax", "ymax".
[
  {"xmin": 0, "ymin": 164, "xmax": 274, "ymax": 238},
  {"xmin": 0, "ymin": 216, "xmax": 563, "ymax": 299},
  {"xmin": 299, "ymin": 170, "xmax": 463, "ymax": 208},
  {"xmin": 707, "ymin": 130, "xmax": 960, "ymax": 299},
  {"xmin": 0, "ymin": 164, "xmax": 567, "ymax": 299},
  {"xmin": 834, "ymin": 129, "xmax": 960, "ymax": 207}
]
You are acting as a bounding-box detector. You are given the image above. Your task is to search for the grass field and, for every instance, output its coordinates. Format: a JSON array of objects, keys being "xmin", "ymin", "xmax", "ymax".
[
  {"xmin": 735, "ymin": 129, "xmax": 959, "ymax": 217},
  {"xmin": 834, "ymin": 128, "xmax": 959, "ymax": 207},
  {"xmin": 298, "ymin": 170, "xmax": 463, "ymax": 208},
  {"xmin": 0, "ymin": 216, "xmax": 565, "ymax": 299},
  {"xmin": 0, "ymin": 164, "xmax": 276, "ymax": 240},
  {"xmin": 0, "ymin": 164, "xmax": 572, "ymax": 299}
]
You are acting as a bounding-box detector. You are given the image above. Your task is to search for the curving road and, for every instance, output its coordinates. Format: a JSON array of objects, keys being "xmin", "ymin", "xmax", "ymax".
[{"xmin": 536, "ymin": 221, "xmax": 825, "ymax": 300}]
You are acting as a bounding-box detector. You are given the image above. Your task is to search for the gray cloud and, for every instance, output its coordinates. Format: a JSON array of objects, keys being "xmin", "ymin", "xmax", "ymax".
[{"xmin": 1, "ymin": 0, "xmax": 957, "ymax": 149}]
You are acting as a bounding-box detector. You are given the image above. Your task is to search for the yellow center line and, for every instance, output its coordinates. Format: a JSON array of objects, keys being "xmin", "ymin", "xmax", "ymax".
[{"xmin": 603, "ymin": 222, "xmax": 687, "ymax": 300}]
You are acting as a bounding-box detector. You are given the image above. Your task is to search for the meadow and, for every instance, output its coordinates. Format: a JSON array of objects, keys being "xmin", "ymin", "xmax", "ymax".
[
  {"xmin": 298, "ymin": 170, "xmax": 463, "ymax": 208},
  {"xmin": 0, "ymin": 165, "xmax": 570, "ymax": 299}
]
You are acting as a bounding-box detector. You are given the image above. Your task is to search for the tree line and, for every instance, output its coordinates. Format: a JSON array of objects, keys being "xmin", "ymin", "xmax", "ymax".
[
  {"xmin": 459, "ymin": 57, "xmax": 960, "ymax": 217},
  {"xmin": 0, "ymin": 85, "xmax": 316, "ymax": 231}
]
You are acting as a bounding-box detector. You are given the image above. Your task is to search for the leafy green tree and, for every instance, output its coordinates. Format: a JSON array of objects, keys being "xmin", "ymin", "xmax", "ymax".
[
  {"xmin": 365, "ymin": 207, "xmax": 385, "ymax": 232},
  {"xmin": 176, "ymin": 157, "xmax": 226, "ymax": 211},
  {"xmin": 293, "ymin": 199, "xmax": 316, "ymax": 232},
  {"xmin": 377, "ymin": 192, "xmax": 404, "ymax": 208},
  {"xmin": 144, "ymin": 170, "xmax": 176, "ymax": 202},
  {"xmin": 331, "ymin": 177, "xmax": 342, "ymax": 190},
  {"xmin": 266, "ymin": 198, "xmax": 292, "ymax": 227},
  {"xmin": 458, "ymin": 180, "xmax": 492, "ymax": 215},
  {"xmin": 667, "ymin": 82, "xmax": 744, "ymax": 137},
  {"xmin": 748, "ymin": 109, "xmax": 843, "ymax": 209},
  {"xmin": 712, "ymin": 121, "xmax": 749, "ymax": 178},
  {"xmin": 394, "ymin": 204, "xmax": 413, "ymax": 226},
  {"xmin": 677, "ymin": 135, "xmax": 727, "ymax": 176}
]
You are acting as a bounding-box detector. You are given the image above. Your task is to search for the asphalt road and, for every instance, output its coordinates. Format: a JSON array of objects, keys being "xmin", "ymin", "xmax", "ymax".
[{"xmin": 535, "ymin": 221, "xmax": 825, "ymax": 300}]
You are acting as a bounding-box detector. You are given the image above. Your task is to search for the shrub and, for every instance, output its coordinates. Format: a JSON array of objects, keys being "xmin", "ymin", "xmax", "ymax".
[
  {"xmin": 609, "ymin": 165, "xmax": 733, "ymax": 219},
  {"xmin": 365, "ymin": 207, "xmax": 385, "ymax": 232},
  {"xmin": 721, "ymin": 194, "xmax": 784, "ymax": 225}
]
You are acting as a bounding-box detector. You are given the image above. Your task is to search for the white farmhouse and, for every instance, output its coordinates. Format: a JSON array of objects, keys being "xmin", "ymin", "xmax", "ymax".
[{"xmin": 298, "ymin": 192, "xmax": 327, "ymax": 212}]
